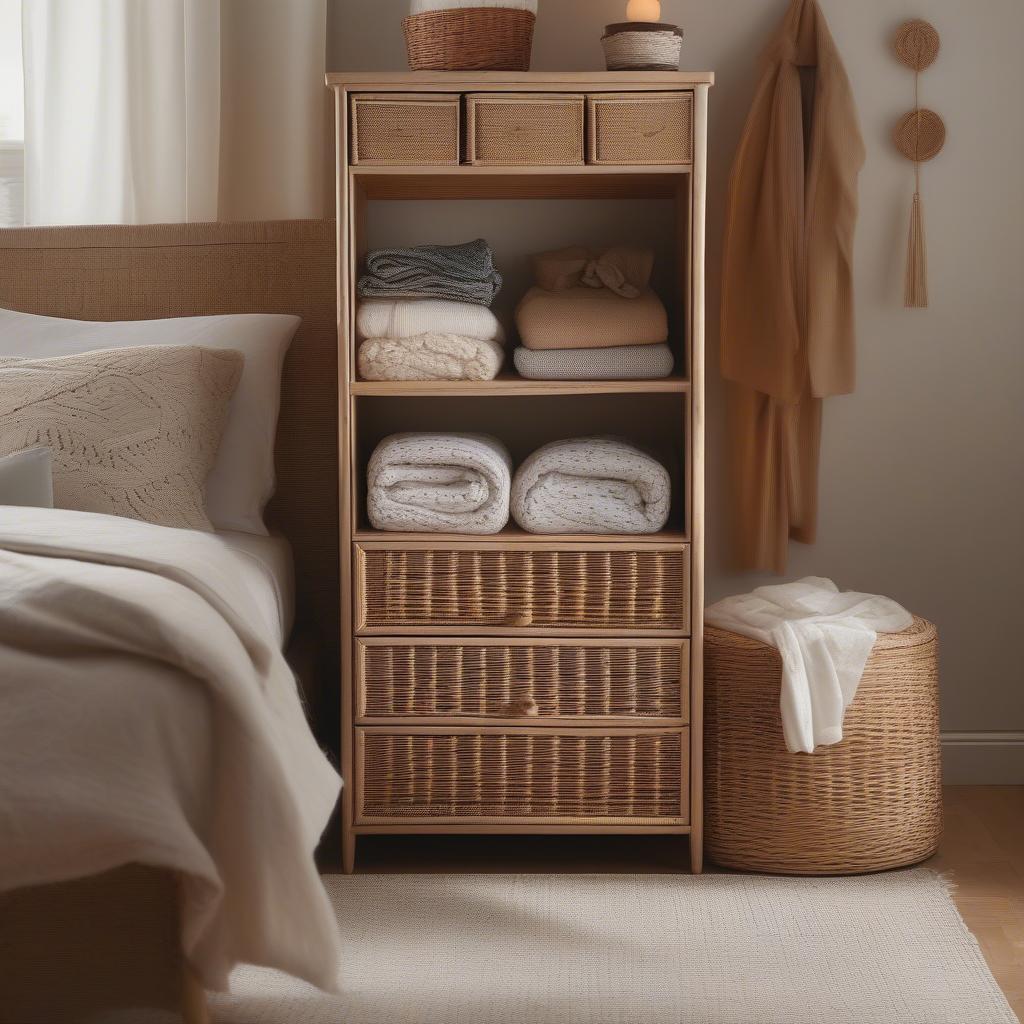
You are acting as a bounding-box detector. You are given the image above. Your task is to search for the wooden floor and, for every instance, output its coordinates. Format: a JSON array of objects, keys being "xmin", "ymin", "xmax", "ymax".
[{"xmin": 342, "ymin": 786, "xmax": 1024, "ymax": 1018}]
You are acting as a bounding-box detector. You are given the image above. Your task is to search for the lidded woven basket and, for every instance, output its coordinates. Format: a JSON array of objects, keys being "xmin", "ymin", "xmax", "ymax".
[
  {"xmin": 704, "ymin": 617, "xmax": 942, "ymax": 875},
  {"xmin": 403, "ymin": 8, "xmax": 535, "ymax": 71}
]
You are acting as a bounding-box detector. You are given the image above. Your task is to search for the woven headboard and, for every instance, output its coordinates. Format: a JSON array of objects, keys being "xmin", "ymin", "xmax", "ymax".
[{"xmin": 0, "ymin": 220, "xmax": 339, "ymax": 686}]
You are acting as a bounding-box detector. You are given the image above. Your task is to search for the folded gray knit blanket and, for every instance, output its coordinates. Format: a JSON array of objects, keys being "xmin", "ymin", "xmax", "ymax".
[{"xmin": 358, "ymin": 239, "xmax": 502, "ymax": 306}]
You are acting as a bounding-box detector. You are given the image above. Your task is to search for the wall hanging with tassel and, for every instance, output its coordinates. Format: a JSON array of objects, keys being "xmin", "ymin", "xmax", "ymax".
[{"xmin": 893, "ymin": 18, "xmax": 944, "ymax": 308}]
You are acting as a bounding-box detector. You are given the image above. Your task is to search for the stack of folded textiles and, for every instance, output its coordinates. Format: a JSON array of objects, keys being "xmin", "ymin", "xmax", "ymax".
[
  {"xmin": 513, "ymin": 246, "xmax": 675, "ymax": 380},
  {"xmin": 357, "ymin": 239, "xmax": 505, "ymax": 381}
]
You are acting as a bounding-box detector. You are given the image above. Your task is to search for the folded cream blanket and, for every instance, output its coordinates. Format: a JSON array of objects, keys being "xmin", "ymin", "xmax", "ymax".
[
  {"xmin": 368, "ymin": 433, "xmax": 512, "ymax": 534},
  {"xmin": 412, "ymin": 0, "xmax": 537, "ymax": 12},
  {"xmin": 512, "ymin": 437, "xmax": 671, "ymax": 535},
  {"xmin": 706, "ymin": 579, "xmax": 913, "ymax": 754},
  {"xmin": 357, "ymin": 297, "xmax": 505, "ymax": 344},
  {"xmin": 359, "ymin": 334, "xmax": 504, "ymax": 381}
]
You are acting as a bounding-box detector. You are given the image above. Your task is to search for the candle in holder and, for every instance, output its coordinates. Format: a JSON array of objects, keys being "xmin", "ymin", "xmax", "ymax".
[{"xmin": 626, "ymin": 0, "xmax": 661, "ymax": 22}]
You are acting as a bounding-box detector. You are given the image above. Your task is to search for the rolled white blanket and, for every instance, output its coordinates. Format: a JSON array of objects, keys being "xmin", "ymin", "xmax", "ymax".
[
  {"xmin": 512, "ymin": 437, "xmax": 671, "ymax": 535},
  {"xmin": 359, "ymin": 334, "xmax": 505, "ymax": 381},
  {"xmin": 411, "ymin": 0, "xmax": 537, "ymax": 13},
  {"xmin": 357, "ymin": 297, "xmax": 505, "ymax": 344},
  {"xmin": 368, "ymin": 433, "xmax": 512, "ymax": 534}
]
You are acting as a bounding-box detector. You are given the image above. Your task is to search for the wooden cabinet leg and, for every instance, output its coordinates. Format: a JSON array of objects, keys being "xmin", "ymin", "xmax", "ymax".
[
  {"xmin": 690, "ymin": 834, "xmax": 703, "ymax": 874},
  {"xmin": 181, "ymin": 963, "xmax": 209, "ymax": 1024},
  {"xmin": 342, "ymin": 828, "xmax": 356, "ymax": 875}
]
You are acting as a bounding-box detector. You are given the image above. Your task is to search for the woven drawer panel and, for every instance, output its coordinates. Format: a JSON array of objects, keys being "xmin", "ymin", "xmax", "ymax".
[
  {"xmin": 467, "ymin": 93, "xmax": 585, "ymax": 166},
  {"xmin": 587, "ymin": 93, "xmax": 694, "ymax": 165},
  {"xmin": 359, "ymin": 730, "xmax": 685, "ymax": 820},
  {"xmin": 356, "ymin": 546, "xmax": 690, "ymax": 631},
  {"xmin": 351, "ymin": 93, "xmax": 460, "ymax": 166},
  {"xmin": 358, "ymin": 640, "xmax": 689, "ymax": 720}
]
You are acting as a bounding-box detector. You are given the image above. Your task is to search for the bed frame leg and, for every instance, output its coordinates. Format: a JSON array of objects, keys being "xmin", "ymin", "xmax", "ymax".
[
  {"xmin": 343, "ymin": 829, "xmax": 357, "ymax": 874},
  {"xmin": 181, "ymin": 963, "xmax": 209, "ymax": 1024}
]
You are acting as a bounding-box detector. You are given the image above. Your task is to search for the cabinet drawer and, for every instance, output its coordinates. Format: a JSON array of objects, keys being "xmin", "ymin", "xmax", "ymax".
[
  {"xmin": 356, "ymin": 726, "xmax": 689, "ymax": 824},
  {"xmin": 354, "ymin": 542, "xmax": 690, "ymax": 634},
  {"xmin": 357, "ymin": 638, "xmax": 690, "ymax": 723},
  {"xmin": 466, "ymin": 93, "xmax": 585, "ymax": 166},
  {"xmin": 587, "ymin": 92, "xmax": 694, "ymax": 165},
  {"xmin": 351, "ymin": 93, "xmax": 460, "ymax": 166}
]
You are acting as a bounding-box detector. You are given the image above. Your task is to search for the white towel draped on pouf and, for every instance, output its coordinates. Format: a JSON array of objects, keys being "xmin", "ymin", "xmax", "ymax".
[{"xmin": 705, "ymin": 578, "xmax": 913, "ymax": 754}]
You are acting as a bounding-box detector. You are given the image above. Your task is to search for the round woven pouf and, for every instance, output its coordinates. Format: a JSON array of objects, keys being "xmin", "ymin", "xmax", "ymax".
[{"xmin": 704, "ymin": 617, "xmax": 942, "ymax": 875}]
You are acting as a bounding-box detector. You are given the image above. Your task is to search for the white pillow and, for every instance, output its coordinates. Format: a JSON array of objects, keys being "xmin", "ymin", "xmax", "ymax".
[
  {"xmin": 0, "ymin": 446, "xmax": 54, "ymax": 509},
  {"xmin": 0, "ymin": 308, "xmax": 299, "ymax": 535}
]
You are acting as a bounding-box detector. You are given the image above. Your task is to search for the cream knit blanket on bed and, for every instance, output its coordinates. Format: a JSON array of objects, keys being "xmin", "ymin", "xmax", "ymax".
[
  {"xmin": 512, "ymin": 437, "xmax": 671, "ymax": 535},
  {"xmin": 367, "ymin": 433, "xmax": 512, "ymax": 534}
]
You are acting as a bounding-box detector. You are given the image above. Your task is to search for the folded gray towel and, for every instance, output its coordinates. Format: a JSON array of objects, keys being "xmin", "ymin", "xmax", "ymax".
[
  {"xmin": 514, "ymin": 344, "xmax": 675, "ymax": 380},
  {"xmin": 358, "ymin": 239, "xmax": 503, "ymax": 307}
]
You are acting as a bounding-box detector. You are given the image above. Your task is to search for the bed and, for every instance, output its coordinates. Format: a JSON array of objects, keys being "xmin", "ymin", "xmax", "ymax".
[{"xmin": 0, "ymin": 220, "xmax": 339, "ymax": 1024}]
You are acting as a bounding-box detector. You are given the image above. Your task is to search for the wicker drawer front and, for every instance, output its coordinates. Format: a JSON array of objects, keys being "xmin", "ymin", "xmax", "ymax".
[
  {"xmin": 355, "ymin": 543, "xmax": 690, "ymax": 634},
  {"xmin": 357, "ymin": 639, "xmax": 690, "ymax": 722},
  {"xmin": 357, "ymin": 727, "xmax": 688, "ymax": 823},
  {"xmin": 467, "ymin": 93, "xmax": 585, "ymax": 166},
  {"xmin": 587, "ymin": 92, "xmax": 694, "ymax": 165},
  {"xmin": 351, "ymin": 93, "xmax": 460, "ymax": 166}
]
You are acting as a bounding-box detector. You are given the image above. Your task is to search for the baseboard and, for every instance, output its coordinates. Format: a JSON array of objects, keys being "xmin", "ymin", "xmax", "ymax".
[{"xmin": 941, "ymin": 732, "xmax": 1024, "ymax": 784}]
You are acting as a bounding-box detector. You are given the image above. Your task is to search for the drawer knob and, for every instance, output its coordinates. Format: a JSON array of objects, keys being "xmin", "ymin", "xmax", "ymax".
[{"xmin": 502, "ymin": 695, "xmax": 540, "ymax": 717}]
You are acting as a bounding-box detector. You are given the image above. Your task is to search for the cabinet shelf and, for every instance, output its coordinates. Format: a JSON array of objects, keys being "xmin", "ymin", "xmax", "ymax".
[
  {"xmin": 353, "ymin": 526, "xmax": 690, "ymax": 546},
  {"xmin": 351, "ymin": 373, "xmax": 691, "ymax": 398}
]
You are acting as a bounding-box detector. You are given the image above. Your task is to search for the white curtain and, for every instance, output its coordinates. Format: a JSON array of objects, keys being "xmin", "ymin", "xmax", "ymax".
[{"xmin": 22, "ymin": 0, "xmax": 329, "ymax": 225}]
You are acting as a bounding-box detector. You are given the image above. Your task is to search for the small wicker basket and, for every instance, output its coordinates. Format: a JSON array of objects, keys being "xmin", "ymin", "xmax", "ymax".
[
  {"xmin": 704, "ymin": 617, "xmax": 942, "ymax": 875},
  {"xmin": 403, "ymin": 8, "xmax": 536, "ymax": 72}
]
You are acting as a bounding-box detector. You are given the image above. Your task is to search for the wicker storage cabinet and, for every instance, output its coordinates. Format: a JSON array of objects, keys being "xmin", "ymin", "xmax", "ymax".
[
  {"xmin": 351, "ymin": 93, "xmax": 460, "ymax": 166},
  {"xmin": 704, "ymin": 617, "xmax": 942, "ymax": 875},
  {"xmin": 355, "ymin": 543, "xmax": 690, "ymax": 633},
  {"xmin": 587, "ymin": 92, "xmax": 694, "ymax": 165},
  {"xmin": 357, "ymin": 727, "xmax": 689, "ymax": 823},
  {"xmin": 467, "ymin": 93, "xmax": 585, "ymax": 166},
  {"xmin": 357, "ymin": 638, "xmax": 690, "ymax": 722}
]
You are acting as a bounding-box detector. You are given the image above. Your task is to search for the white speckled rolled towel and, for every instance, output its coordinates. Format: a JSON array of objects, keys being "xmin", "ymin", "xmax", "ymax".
[
  {"xmin": 513, "ymin": 344, "xmax": 674, "ymax": 380},
  {"xmin": 368, "ymin": 433, "xmax": 512, "ymax": 534},
  {"xmin": 359, "ymin": 335, "xmax": 505, "ymax": 381},
  {"xmin": 357, "ymin": 298, "xmax": 505, "ymax": 344},
  {"xmin": 512, "ymin": 437, "xmax": 671, "ymax": 535},
  {"xmin": 411, "ymin": 0, "xmax": 537, "ymax": 12}
]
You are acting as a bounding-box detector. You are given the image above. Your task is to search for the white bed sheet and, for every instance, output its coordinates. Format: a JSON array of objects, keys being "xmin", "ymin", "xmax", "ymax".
[{"xmin": 216, "ymin": 530, "xmax": 294, "ymax": 647}]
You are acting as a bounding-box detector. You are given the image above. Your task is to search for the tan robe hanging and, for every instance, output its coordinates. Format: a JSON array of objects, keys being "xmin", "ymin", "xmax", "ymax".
[{"xmin": 721, "ymin": 0, "xmax": 865, "ymax": 573}]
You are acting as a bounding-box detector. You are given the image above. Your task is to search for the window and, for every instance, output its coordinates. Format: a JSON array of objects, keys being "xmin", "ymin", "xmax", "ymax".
[{"xmin": 0, "ymin": 0, "xmax": 24, "ymax": 226}]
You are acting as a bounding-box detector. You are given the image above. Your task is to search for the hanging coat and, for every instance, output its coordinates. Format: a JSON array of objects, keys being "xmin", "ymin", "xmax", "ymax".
[{"xmin": 720, "ymin": 0, "xmax": 865, "ymax": 573}]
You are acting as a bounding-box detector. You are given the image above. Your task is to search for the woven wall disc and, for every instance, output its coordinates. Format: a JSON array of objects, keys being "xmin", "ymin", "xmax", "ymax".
[
  {"xmin": 893, "ymin": 108, "xmax": 946, "ymax": 162},
  {"xmin": 894, "ymin": 19, "xmax": 940, "ymax": 72}
]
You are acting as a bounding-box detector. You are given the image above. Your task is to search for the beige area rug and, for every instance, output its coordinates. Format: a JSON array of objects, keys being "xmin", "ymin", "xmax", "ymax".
[{"xmin": 211, "ymin": 870, "xmax": 1018, "ymax": 1024}]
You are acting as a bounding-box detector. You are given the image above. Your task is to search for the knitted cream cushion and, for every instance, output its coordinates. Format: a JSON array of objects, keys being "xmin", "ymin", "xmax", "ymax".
[
  {"xmin": 514, "ymin": 343, "xmax": 674, "ymax": 380},
  {"xmin": 0, "ymin": 346, "xmax": 243, "ymax": 531}
]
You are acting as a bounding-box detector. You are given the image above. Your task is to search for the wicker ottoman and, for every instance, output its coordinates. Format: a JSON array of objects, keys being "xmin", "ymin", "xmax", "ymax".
[{"xmin": 704, "ymin": 617, "xmax": 942, "ymax": 875}]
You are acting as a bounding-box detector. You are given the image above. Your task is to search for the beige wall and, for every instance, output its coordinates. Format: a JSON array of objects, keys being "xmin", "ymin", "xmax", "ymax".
[{"xmin": 329, "ymin": 0, "xmax": 1024, "ymax": 778}]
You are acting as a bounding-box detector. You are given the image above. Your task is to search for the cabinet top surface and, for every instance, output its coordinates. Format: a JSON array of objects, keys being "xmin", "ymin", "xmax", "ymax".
[{"xmin": 327, "ymin": 70, "xmax": 714, "ymax": 88}]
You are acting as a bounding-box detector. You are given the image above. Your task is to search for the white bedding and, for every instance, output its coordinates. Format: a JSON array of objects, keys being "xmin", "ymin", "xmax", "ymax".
[
  {"xmin": 218, "ymin": 529, "xmax": 295, "ymax": 645},
  {"xmin": 0, "ymin": 507, "xmax": 341, "ymax": 993}
]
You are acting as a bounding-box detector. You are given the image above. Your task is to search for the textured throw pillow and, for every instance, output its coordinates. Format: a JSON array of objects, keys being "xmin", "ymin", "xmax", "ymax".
[
  {"xmin": 0, "ymin": 446, "xmax": 54, "ymax": 509},
  {"xmin": 0, "ymin": 308, "xmax": 300, "ymax": 535},
  {"xmin": 0, "ymin": 346, "xmax": 243, "ymax": 531}
]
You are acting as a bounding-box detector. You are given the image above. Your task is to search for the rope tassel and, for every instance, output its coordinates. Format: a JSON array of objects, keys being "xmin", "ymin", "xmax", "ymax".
[{"xmin": 904, "ymin": 191, "xmax": 928, "ymax": 308}]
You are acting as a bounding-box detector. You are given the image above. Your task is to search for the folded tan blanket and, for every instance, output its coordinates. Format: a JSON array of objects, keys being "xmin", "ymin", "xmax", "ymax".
[
  {"xmin": 514, "ymin": 343, "xmax": 674, "ymax": 380},
  {"xmin": 515, "ymin": 286, "xmax": 668, "ymax": 350},
  {"xmin": 358, "ymin": 334, "xmax": 504, "ymax": 381}
]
